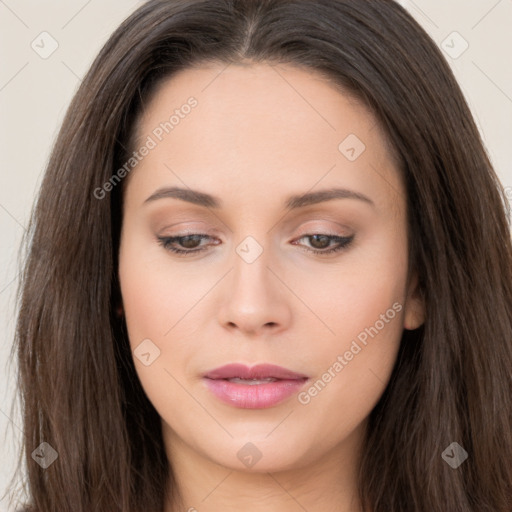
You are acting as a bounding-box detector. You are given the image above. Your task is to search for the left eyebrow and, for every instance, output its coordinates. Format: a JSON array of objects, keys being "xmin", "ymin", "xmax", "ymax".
[
  {"xmin": 285, "ymin": 188, "xmax": 375, "ymax": 210},
  {"xmin": 143, "ymin": 186, "xmax": 375, "ymax": 210}
]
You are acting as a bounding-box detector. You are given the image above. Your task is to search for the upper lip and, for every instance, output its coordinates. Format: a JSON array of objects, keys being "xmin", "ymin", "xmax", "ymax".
[{"xmin": 204, "ymin": 363, "xmax": 308, "ymax": 380}]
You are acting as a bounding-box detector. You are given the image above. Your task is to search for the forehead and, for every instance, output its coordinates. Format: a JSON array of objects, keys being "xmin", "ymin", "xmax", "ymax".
[
  {"xmin": 135, "ymin": 61, "xmax": 378, "ymax": 149},
  {"xmin": 125, "ymin": 62, "xmax": 403, "ymax": 213}
]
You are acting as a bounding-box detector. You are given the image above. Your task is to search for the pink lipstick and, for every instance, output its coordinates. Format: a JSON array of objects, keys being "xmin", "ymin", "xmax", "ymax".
[{"xmin": 203, "ymin": 363, "xmax": 308, "ymax": 409}]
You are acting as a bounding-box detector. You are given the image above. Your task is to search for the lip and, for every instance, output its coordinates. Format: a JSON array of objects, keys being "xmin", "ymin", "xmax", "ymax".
[{"xmin": 203, "ymin": 363, "xmax": 309, "ymax": 409}]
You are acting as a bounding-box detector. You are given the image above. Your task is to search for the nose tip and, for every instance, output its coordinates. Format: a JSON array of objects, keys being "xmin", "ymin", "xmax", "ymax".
[{"xmin": 216, "ymin": 245, "xmax": 293, "ymax": 337}]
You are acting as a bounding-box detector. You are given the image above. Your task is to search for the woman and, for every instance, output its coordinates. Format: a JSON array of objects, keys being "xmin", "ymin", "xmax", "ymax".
[{"xmin": 7, "ymin": 0, "xmax": 512, "ymax": 511}]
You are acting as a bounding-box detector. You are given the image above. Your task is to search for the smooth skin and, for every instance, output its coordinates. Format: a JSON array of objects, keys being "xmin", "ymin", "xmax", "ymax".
[{"xmin": 118, "ymin": 61, "xmax": 425, "ymax": 512}]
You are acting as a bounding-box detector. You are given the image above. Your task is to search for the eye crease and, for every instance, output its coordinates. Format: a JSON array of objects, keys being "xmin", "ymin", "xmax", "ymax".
[{"xmin": 156, "ymin": 232, "xmax": 355, "ymax": 257}]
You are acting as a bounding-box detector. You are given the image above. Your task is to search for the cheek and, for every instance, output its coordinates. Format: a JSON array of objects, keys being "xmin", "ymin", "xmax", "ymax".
[
  {"xmin": 304, "ymin": 266, "xmax": 404, "ymax": 403},
  {"xmin": 293, "ymin": 225, "xmax": 407, "ymax": 440},
  {"xmin": 302, "ymin": 219, "xmax": 408, "ymax": 343},
  {"xmin": 118, "ymin": 231, "xmax": 192, "ymax": 345},
  {"xmin": 118, "ymin": 235, "xmax": 195, "ymax": 417},
  {"xmin": 118, "ymin": 262, "xmax": 165, "ymax": 344}
]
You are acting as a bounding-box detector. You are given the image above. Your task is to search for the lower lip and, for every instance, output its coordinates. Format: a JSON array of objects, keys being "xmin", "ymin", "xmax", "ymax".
[{"xmin": 203, "ymin": 378, "xmax": 308, "ymax": 409}]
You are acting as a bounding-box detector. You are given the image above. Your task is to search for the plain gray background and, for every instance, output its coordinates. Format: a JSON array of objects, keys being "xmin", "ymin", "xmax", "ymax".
[{"xmin": 1, "ymin": 0, "xmax": 511, "ymax": 510}]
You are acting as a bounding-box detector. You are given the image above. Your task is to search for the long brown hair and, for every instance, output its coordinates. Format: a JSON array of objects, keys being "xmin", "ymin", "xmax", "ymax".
[{"xmin": 6, "ymin": 0, "xmax": 512, "ymax": 510}]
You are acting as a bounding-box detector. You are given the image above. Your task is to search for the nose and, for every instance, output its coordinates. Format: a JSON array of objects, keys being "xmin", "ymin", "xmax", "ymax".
[{"xmin": 216, "ymin": 241, "xmax": 292, "ymax": 337}]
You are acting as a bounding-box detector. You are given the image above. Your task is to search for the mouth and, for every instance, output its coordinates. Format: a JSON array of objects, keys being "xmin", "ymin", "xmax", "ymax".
[{"xmin": 203, "ymin": 363, "xmax": 309, "ymax": 409}]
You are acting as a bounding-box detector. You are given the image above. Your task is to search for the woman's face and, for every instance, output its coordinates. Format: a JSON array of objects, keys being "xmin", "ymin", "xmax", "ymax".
[{"xmin": 118, "ymin": 62, "xmax": 425, "ymax": 474}]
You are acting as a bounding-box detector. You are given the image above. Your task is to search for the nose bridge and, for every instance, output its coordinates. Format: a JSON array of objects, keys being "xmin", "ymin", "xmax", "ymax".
[
  {"xmin": 231, "ymin": 233, "xmax": 273, "ymax": 298},
  {"xmin": 216, "ymin": 232, "xmax": 291, "ymax": 334}
]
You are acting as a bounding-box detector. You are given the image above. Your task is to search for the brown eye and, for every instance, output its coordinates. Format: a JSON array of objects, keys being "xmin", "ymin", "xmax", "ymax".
[
  {"xmin": 293, "ymin": 234, "xmax": 355, "ymax": 255},
  {"xmin": 157, "ymin": 234, "xmax": 214, "ymax": 255},
  {"xmin": 179, "ymin": 235, "xmax": 204, "ymax": 249},
  {"xmin": 308, "ymin": 235, "xmax": 332, "ymax": 249}
]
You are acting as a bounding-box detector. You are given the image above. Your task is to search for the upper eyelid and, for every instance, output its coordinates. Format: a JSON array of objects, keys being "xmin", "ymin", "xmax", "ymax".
[
  {"xmin": 157, "ymin": 219, "xmax": 353, "ymax": 236},
  {"xmin": 148, "ymin": 203, "xmax": 367, "ymax": 236}
]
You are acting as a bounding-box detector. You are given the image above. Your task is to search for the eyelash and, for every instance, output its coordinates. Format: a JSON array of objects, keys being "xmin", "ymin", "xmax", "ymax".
[{"xmin": 156, "ymin": 233, "xmax": 354, "ymax": 257}]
